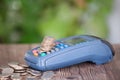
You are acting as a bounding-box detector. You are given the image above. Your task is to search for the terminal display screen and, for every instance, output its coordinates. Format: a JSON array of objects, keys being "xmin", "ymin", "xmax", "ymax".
[{"xmin": 62, "ymin": 37, "xmax": 86, "ymax": 45}]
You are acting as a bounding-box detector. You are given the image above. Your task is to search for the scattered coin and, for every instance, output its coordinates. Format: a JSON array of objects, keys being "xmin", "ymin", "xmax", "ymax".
[
  {"xmin": 18, "ymin": 64, "xmax": 29, "ymax": 68},
  {"xmin": 11, "ymin": 73, "xmax": 21, "ymax": 80},
  {"xmin": 0, "ymin": 74, "xmax": 11, "ymax": 80},
  {"xmin": 27, "ymin": 69, "xmax": 41, "ymax": 77},
  {"xmin": 41, "ymin": 71, "xmax": 54, "ymax": 80},
  {"xmin": 26, "ymin": 75, "xmax": 38, "ymax": 80},
  {"xmin": 1, "ymin": 67, "xmax": 14, "ymax": 75},
  {"xmin": 0, "ymin": 77, "xmax": 9, "ymax": 80},
  {"xmin": 14, "ymin": 70, "xmax": 26, "ymax": 73},
  {"xmin": 8, "ymin": 63, "xmax": 25, "ymax": 71},
  {"xmin": 20, "ymin": 72, "xmax": 28, "ymax": 76}
]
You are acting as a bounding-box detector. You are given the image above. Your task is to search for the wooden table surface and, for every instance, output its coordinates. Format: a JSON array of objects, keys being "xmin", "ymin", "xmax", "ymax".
[{"xmin": 0, "ymin": 44, "xmax": 120, "ymax": 80}]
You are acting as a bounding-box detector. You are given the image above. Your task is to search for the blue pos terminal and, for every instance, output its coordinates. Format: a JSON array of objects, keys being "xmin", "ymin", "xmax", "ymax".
[{"xmin": 24, "ymin": 35, "xmax": 115, "ymax": 71}]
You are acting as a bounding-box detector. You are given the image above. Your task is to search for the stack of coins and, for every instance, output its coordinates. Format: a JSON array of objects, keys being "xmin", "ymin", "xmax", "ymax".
[
  {"xmin": 27, "ymin": 69, "xmax": 41, "ymax": 77},
  {"xmin": 40, "ymin": 36, "xmax": 56, "ymax": 52},
  {"xmin": 8, "ymin": 63, "xmax": 26, "ymax": 73}
]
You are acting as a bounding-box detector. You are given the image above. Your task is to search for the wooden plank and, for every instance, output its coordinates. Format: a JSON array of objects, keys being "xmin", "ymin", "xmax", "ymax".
[
  {"xmin": 52, "ymin": 63, "xmax": 110, "ymax": 80},
  {"xmin": 6, "ymin": 44, "xmax": 30, "ymax": 64},
  {"xmin": 113, "ymin": 44, "xmax": 120, "ymax": 69},
  {"xmin": 79, "ymin": 63, "xmax": 108, "ymax": 80},
  {"xmin": 104, "ymin": 44, "xmax": 120, "ymax": 80},
  {"xmin": 7, "ymin": 44, "xmax": 18, "ymax": 63},
  {"xmin": 0, "ymin": 44, "xmax": 9, "ymax": 65},
  {"xmin": 14, "ymin": 44, "xmax": 30, "ymax": 64}
]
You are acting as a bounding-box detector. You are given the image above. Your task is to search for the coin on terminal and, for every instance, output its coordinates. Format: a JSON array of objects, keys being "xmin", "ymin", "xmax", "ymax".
[{"xmin": 40, "ymin": 36, "xmax": 56, "ymax": 52}]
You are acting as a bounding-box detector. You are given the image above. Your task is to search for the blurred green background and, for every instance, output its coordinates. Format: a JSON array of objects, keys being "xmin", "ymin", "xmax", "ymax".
[{"xmin": 0, "ymin": 0, "xmax": 112, "ymax": 43}]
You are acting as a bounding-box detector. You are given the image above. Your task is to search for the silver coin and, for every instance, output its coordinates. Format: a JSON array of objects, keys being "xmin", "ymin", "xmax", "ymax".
[
  {"xmin": 41, "ymin": 71, "xmax": 54, "ymax": 80},
  {"xmin": 20, "ymin": 72, "xmax": 28, "ymax": 76},
  {"xmin": 0, "ymin": 74, "xmax": 11, "ymax": 78},
  {"xmin": 27, "ymin": 69, "xmax": 41, "ymax": 77},
  {"xmin": 14, "ymin": 70, "xmax": 26, "ymax": 73},
  {"xmin": 0, "ymin": 77, "xmax": 9, "ymax": 80},
  {"xmin": 11, "ymin": 73, "xmax": 21, "ymax": 80},
  {"xmin": 18, "ymin": 64, "xmax": 29, "ymax": 68},
  {"xmin": 8, "ymin": 63, "xmax": 25, "ymax": 71},
  {"xmin": 1, "ymin": 67, "xmax": 14, "ymax": 75},
  {"xmin": 26, "ymin": 76, "xmax": 38, "ymax": 80}
]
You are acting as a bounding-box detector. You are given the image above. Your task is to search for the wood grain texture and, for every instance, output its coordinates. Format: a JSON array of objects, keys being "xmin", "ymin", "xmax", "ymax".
[
  {"xmin": 14, "ymin": 44, "xmax": 30, "ymax": 64},
  {"xmin": 0, "ymin": 44, "xmax": 120, "ymax": 80},
  {"xmin": 1, "ymin": 44, "xmax": 30, "ymax": 65},
  {"xmin": 7, "ymin": 44, "xmax": 18, "ymax": 62},
  {"xmin": 0, "ymin": 44, "xmax": 9, "ymax": 65}
]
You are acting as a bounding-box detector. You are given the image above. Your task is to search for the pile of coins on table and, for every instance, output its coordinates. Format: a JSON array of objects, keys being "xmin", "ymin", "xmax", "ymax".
[{"xmin": 0, "ymin": 62, "xmax": 55, "ymax": 80}]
